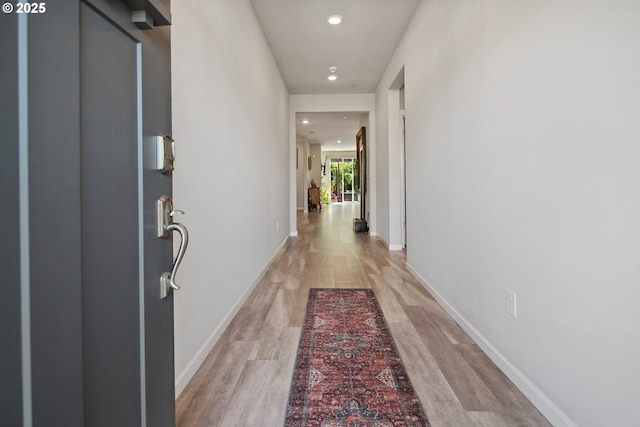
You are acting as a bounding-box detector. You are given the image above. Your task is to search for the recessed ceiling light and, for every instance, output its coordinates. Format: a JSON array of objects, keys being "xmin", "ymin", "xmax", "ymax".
[
  {"xmin": 343, "ymin": 116, "xmax": 348, "ymax": 119},
  {"xmin": 302, "ymin": 120, "xmax": 309, "ymax": 124},
  {"xmin": 327, "ymin": 15, "xmax": 343, "ymax": 25},
  {"xmin": 327, "ymin": 75, "xmax": 337, "ymax": 81},
  {"xmin": 337, "ymin": 140, "xmax": 342, "ymax": 143},
  {"xmin": 328, "ymin": 66, "xmax": 338, "ymax": 74}
]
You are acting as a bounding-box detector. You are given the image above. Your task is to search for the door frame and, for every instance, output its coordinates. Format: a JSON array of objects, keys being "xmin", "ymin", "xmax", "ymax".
[
  {"xmin": 400, "ymin": 110, "xmax": 407, "ymax": 248},
  {"xmin": 357, "ymin": 127, "xmax": 367, "ymax": 219}
]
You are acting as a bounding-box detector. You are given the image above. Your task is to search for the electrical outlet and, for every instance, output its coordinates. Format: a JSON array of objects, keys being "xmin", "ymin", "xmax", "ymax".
[{"xmin": 506, "ymin": 289, "xmax": 517, "ymax": 318}]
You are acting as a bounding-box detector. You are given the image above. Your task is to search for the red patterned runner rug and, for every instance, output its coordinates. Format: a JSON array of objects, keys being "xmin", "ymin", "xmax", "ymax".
[{"xmin": 285, "ymin": 288, "xmax": 430, "ymax": 426}]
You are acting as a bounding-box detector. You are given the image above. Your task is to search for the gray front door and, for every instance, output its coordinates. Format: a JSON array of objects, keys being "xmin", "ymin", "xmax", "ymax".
[{"xmin": 1, "ymin": 1, "xmax": 177, "ymax": 426}]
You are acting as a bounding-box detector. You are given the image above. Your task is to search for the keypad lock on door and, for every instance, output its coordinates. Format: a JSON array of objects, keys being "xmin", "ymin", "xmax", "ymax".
[{"xmin": 157, "ymin": 195, "xmax": 189, "ymax": 299}]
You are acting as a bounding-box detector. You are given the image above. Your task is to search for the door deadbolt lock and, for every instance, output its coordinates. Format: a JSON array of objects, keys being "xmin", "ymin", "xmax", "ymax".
[
  {"xmin": 156, "ymin": 133, "xmax": 175, "ymax": 175},
  {"xmin": 157, "ymin": 195, "xmax": 185, "ymax": 238}
]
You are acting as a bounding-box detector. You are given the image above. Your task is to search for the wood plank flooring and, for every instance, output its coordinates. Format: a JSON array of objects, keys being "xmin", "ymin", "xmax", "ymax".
[{"xmin": 176, "ymin": 203, "xmax": 551, "ymax": 426}]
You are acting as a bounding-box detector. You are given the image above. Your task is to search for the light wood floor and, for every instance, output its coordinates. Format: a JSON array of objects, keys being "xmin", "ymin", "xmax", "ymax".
[{"xmin": 176, "ymin": 203, "xmax": 551, "ymax": 426}]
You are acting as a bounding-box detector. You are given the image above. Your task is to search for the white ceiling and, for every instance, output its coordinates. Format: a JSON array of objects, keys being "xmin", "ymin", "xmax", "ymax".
[
  {"xmin": 249, "ymin": 0, "xmax": 420, "ymax": 151},
  {"xmin": 296, "ymin": 111, "xmax": 367, "ymax": 151}
]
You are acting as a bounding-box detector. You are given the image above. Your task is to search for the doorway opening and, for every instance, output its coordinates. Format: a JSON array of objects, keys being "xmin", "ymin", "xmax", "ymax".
[
  {"xmin": 330, "ymin": 158, "xmax": 357, "ymax": 203},
  {"xmin": 387, "ymin": 66, "xmax": 405, "ymax": 251},
  {"xmin": 291, "ymin": 106, "xmax": 374, "ymax": 235}
]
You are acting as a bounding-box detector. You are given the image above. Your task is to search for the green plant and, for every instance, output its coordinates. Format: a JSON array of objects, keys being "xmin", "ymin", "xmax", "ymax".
[{"xmin": 321, "ymin": 186, "xmax": 330, "ymax": 205}]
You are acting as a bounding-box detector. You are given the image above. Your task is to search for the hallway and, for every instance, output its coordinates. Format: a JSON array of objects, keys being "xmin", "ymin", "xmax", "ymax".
[{"xmin": 175, "ymin": 203, "xmax": 550, "ymax": 426}]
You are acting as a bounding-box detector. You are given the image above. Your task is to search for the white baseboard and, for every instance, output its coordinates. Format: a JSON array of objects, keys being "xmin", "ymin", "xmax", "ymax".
[
  {"xmin": 374, "ymin": 235, "xmax": 387, "ymax": 246},
  {"xmin": 174, "ymin": 236, "xmax": 291, "ymax": 398},
  {"xmin": 405, "ymin": 262, "xmax": 576, "ymax": 427},
  {"xmin": 372, "ymin": 235, "xmax": 402, "ymax": 252}
]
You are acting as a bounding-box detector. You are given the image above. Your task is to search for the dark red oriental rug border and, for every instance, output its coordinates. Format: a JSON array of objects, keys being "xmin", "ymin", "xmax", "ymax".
[{"xmin": 285, "ymin": 288, "xmax": 430, "ymax": 426}]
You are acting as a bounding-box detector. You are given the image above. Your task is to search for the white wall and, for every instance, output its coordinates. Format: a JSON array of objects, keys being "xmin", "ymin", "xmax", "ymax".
[
  {"xmin": 171, "ymin": 0, "xmax": 290, "ymax": 396},
  {"xmin": 309, "ymin": 144, "xmax": 322, "ymax": 188},
  {"xmin": 376, "ymin": 1, "xmax": 640, "ymax": 426},
  {"xmin": 374, "ymin": 99, "xmax": 390, "ymax": 243}
]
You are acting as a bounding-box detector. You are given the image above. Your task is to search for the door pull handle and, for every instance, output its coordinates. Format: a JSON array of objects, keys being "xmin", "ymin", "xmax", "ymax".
[
  {"xmin": 161, "ymin": 222, "xmax": 189, "ymax": 297},
  {"xmin": 157, "ymin": 196, "xmax": 190, "ymax": 299}
]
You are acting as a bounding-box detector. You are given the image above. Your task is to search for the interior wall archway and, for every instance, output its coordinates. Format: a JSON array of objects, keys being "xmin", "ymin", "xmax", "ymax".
[{"xmin": 289, "ymin": 94, "xmax": 376, "ymax": 236}]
